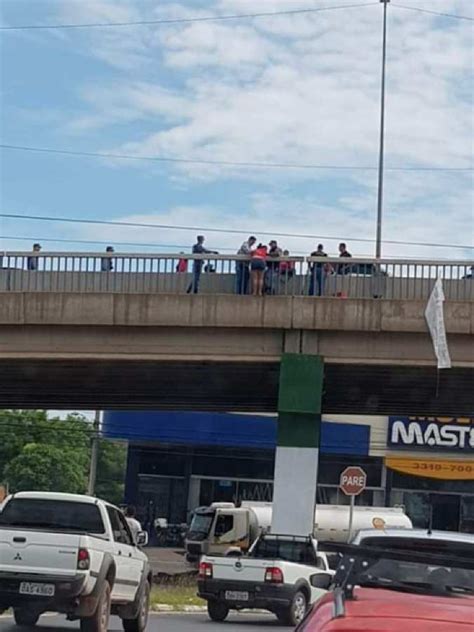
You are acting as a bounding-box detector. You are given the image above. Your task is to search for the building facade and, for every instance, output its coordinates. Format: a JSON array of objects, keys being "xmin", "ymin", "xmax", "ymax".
[{"xmin": 102, "ymin": 412, "xmax": 474, "ymax": 533}]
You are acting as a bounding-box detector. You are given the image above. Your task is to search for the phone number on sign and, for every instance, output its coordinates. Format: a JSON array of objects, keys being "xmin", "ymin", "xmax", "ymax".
[{"xmin": 412, "ymin": 462, "xmax": 473, "ymax": 473}]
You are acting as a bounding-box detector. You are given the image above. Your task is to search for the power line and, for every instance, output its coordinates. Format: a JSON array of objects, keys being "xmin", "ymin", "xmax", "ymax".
[
  {"xmin": 392, "ymin": 3, "xmax": 474, "ymax": 22},
  {"xmin": 1, "ymin": 143, "xmax": 472, "ymax": 173},
  {"xmin": 0, "ymin": 234, "xmax": 235, "ymax": 252},
  {"xmin": 0, "ymin": 2, "xmax": 378, "ymax": 31},
  {"xmin": 0, "ymin": 235, "xmax": 466, "ymax": 260},
  {"xmin": 1, "ymin": 213, "xmax": 473, "ymax": 251}
]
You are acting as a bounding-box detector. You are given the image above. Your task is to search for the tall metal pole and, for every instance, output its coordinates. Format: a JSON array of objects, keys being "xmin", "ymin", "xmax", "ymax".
[
  {"xmin": 88, "ymin": 410, "xmax": 101, "ymax": 496},
  {"xmin": 376, "ymin": 0, "xmax": 390, "ymax": 259}
]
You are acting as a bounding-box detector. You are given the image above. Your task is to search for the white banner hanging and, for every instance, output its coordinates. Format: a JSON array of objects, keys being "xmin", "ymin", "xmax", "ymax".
[{"xmin": 425, "ymin": 278, "xmax": 451, "ymax": 369}]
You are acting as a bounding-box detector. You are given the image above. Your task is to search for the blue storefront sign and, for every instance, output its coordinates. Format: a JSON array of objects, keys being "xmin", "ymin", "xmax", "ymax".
[
  {"xmin": 103, "ymin": 411, "xmax": 370, "ymax": 456},
  {"xmin": 388, "ymin": 417, "xmax": 474, "ymax": 453}
]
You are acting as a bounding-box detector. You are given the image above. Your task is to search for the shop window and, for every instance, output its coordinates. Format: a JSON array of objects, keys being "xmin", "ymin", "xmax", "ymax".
[
  {"xmin": 460, "ymin": 497, "xmax": 474, "ymax": 534},
  {"xmin": 317, "ymin": 486, "xmax": 374, "ymax": 506},
  {"xmin": 193, "ymin": 452, "xmax": 274, "ymax": 479},
  {"xmin": 139, "ymin": 450, "xmax": 188, "ymax": 477},
  {"xmin": 199, "ymin": 479, "xmax": 237, "ymax": 506},
  {"xmin": 396, "ymin": 492, "xmax": 430, "ymax": 529},
  {"xmin": 238, "ymin": 481, "xmax": 273, "ymax": 503},
  {"xmin": 318, "ymin": 456, "xmax": 382, "ymax": 488},
  {"xmin": 392, "ymin": 471, "xmax": 474, "ymax": 494}
]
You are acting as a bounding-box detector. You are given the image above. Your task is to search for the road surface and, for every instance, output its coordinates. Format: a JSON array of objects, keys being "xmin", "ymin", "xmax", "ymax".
[{"xmin": 0, "ymin": 613, "xmax": 291, "ymax": 631}]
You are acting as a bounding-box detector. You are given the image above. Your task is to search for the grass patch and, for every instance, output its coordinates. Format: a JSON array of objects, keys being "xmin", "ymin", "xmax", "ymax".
[{"xmin": 150, "ymin": 585, "xmax": 205, "ymax": 609}]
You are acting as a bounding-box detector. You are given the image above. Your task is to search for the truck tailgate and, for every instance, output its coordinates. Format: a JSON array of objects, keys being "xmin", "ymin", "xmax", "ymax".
[
  {"xmin": 207, "ymin": 556, "xmax": 274, "ymax": 582},
  {"xmin": 0, "ymin": 530, "xmax": 81, "ymax": 576}
]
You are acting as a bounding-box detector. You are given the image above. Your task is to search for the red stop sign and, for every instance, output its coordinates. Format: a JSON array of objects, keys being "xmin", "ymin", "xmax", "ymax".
[{"xmin": 340, "ymin": 466, "xmax": 367, "ymax": 496}]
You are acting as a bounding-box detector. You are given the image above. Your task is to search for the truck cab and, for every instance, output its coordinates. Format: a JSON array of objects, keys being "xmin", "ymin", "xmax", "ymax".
[{"xmin": 186, "ymin": 504, "xmax": 253, "ymax": 561}]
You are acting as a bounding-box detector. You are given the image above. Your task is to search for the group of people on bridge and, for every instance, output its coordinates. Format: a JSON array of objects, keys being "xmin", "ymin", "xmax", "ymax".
[{"xmin": 182, "ymin": 235, "xmax": 353, "ymax": 296}]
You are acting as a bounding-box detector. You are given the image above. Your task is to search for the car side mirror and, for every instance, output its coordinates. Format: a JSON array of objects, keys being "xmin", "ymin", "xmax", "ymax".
[
  {"xmin": 136, "ymin": 531, "xmax": 148, "ymax": 547},
  {"xmin": 310, "ymin": 572, "xmax": 332, "ymax": 590}
]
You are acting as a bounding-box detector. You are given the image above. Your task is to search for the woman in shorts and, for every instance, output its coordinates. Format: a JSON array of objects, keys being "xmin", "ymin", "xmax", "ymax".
[{"xmin": 250, "ymin": 244, "xmax": 268, "ymax": 296}]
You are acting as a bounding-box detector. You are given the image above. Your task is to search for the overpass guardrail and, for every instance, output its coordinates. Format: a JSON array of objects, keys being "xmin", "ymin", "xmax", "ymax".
[{"xmin": 1, "ymin": 252, "xmax": 473, "ymax": 300}]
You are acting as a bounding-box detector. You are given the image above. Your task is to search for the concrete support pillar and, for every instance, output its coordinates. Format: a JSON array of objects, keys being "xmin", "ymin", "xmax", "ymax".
[{"xmin": 271, "ymin": 353, "xmax": 323, "ymax": 536}]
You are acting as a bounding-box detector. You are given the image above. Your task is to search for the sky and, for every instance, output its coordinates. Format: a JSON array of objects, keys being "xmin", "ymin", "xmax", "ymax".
[{"xmin": 0, "ymin": 0, "xmax": 473, "ymax": 260}]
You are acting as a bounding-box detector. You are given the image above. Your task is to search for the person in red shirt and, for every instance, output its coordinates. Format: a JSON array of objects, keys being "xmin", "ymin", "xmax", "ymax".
[
  {"xmin": 250, "ymin": 244, "xmax": 267, "ymax": 296},
  {"xmin": 279, "ymin": 250, "xmax": 295, "ymax": 278},
  {"xmin": 176, "ymin": 253, "xmax": 188, "ymax": 273}
]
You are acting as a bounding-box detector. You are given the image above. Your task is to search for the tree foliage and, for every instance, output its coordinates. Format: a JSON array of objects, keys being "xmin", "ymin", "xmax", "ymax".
[
  {"xmin": 5, "ymin": 444, "xmax": 87, "ymax": 494},
  {"xmin": 96, "ymin": 440, "xmax": 127, "ymax": 506},
  {"xmin": 0, "ymin": 410, "xmax": 125, "ymax": 503}
]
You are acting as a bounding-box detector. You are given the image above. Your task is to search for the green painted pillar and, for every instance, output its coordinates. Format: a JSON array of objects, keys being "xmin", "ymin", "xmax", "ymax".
[{"xmin": 272, "ymin": 353, "xmax": 323, "ymax": 535}]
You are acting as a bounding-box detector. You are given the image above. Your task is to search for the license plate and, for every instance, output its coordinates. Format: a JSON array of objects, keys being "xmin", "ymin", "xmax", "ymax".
[
  {"xmin": 19, "ymin": 582, "xmax": 55, "ymax": 597},
  {"xmin": 225, "ymin": 590, "xmax": 249, "ymax": 601}
]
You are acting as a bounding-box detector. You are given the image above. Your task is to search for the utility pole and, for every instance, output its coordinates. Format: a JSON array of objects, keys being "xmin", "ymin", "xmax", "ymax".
[
  {"xmin": 87, "ymin": 410, "xmax": 101, "ymax": 496},
  {"xmin": 376, "ymin": 0, "xmax": 390, "ymax": 259}
]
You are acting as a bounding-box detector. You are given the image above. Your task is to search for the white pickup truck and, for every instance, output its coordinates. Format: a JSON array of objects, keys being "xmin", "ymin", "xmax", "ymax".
[
  {"xmin": 197, "ymin": 533, "xmax": 335, "ymax": 626},
  {"xmin": 0, "ymin": 492, "xmax": 152, "ymax": 632}
]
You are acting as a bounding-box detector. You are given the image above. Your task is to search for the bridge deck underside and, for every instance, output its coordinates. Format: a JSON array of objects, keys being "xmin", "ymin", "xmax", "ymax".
[{"xmin": 1, "ymin": 359, "xmax": 472, "ymax": 416}]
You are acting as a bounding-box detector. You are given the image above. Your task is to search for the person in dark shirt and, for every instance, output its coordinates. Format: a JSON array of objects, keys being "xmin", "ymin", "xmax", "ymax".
[
  {"xmin": 186, "ymin": 235, "xmax": 218, "ymax": 294},
  {"xmin": 101, "ymin": 246, "xmax": 115, "ymax": 272},
  {"xmin": 266, "ymin": 240, "xmax": 282, "ymax": 294},
  {"xmin": 309, "ymin": 244, "xmax": 328, "ymax": 296},
  {"xmin": 338, "ymin": 242, "xmax": 352, "ymax": 275},
  {"xmin": 27, "ymin": 243, "xmax": 42, "ymax": 271}
]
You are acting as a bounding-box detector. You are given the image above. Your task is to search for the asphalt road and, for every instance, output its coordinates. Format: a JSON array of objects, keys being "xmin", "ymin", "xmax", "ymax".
[{"xmin": 0, "ymin": 613, "xmax": 292, "ymax": 631}]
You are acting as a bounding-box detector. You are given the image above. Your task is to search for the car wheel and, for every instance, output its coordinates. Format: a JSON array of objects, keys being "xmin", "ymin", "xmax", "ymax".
[
  {"xmin": 280, "ymin": 590, "xmax": 308, "ymax": 626},
  {"xmin": 207, "ymin": 600, "xmax": 229, "ymax": 622},
  {"xmin": 123, "ymin": 581, "xmax": 151, "ymax": 632},
  {"xmin": 80, "ymin": 581, "xmax": 111, "ymax": 632},
  {"xmin": 14, "ymin": 610, "xmax": 40, "ymax": 627}
]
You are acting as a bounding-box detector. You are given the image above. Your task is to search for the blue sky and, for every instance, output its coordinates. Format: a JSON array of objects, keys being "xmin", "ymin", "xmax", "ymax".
[{"xmin": 1, "ymin": 0, "xmax": 473, "ymax": 259}]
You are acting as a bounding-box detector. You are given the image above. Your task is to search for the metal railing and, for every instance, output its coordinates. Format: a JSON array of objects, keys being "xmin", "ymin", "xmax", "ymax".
[{"xmin": 1, "ymin": 252, "xmax": 473, "ymax": 300}]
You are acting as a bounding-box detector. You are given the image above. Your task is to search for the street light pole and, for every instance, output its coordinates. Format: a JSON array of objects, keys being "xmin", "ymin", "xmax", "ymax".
[
  {"xmin": 88, "ymin": 410, "xmax": 101, "ymax": 496},
  {"xmin": 376, "ymin": 0, "xmax": 390, "ymax": 259}
]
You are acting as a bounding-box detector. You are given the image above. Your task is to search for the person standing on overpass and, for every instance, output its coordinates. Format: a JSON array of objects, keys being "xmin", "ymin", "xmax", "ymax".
[
  {"xmin": 27, "ymin": 243, "xmax": 42, "ymax": 271},
  {"xmin": 236, "ymin": 236, "xmax": 257, "ymax": 294},
  {"xmin": 186, "ymin": 235, "xmax": 218, "ymax": 294}
]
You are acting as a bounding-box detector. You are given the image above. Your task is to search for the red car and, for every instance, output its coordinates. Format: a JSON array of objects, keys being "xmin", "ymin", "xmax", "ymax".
[
  {"xmin": 297, "ymin": 539, "xmax": 474, "ymax": 632},
  {"xmin": 298, "ymin": 586, "xmax": 474, "ymax": 631}
]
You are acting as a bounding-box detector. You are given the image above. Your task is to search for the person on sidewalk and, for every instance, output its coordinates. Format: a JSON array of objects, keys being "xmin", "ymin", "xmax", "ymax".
[{"xmin": 124, "ymin": 505, "xmax": 142, "ymax": 544}]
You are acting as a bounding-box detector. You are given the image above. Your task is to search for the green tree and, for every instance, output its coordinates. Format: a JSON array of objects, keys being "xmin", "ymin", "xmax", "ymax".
[
  {"xmin": 0, "ymin": 410, "xmax": 127, "ymax": 504},
  {"xmin": 96, "ymin": 440, "xmax": 127, "ymax": 506},
  {"xmin": 5, "ymin": 443, "xmax": 87, "ymax": 494}
]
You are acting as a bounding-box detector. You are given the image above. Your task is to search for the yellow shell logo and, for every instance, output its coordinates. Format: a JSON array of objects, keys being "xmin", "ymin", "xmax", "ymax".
[{"xmin": 372, "ymin": 517, "xmax": 386, "ymax": 530}]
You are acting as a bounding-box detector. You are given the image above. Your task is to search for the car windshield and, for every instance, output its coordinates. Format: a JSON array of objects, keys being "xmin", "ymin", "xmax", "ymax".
[
  {"xmin": 189, "ymin": 512, "xmax": 214, "ymax": 536},
  {"xmin": 0, "ymin": 498, "xmax": 105, "ymax": 534},
  {"xmin": 359, "ymin": 558, "xmax": 474, "ymax": 596},
  {"xmin": 252, "ymin": 537, "xmax": 317, "ymax": 564}
]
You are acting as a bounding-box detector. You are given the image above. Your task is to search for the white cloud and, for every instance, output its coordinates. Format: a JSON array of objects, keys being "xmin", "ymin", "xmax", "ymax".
[{"xmin": 6, "ymin": 0, "xmax": 472, "ymax": 258}]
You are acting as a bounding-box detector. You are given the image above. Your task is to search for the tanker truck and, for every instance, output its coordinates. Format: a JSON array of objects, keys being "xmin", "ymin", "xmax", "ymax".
[{"xmin": 185, "ymin": 501, "xmax": 411, "ymax": 562}]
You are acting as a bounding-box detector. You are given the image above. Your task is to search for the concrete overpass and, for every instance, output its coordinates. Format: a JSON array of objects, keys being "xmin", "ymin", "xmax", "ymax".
[
  {"xmin": 1, "ymin": 253, "xmax": 473, "ymax": 414},
  {"xmin": 1, "ymin": 292, "xmax": 473, "ymax": 415}
]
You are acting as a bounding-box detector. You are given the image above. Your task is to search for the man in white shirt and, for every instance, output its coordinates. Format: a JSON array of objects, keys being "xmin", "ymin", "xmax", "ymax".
[
  {"xmin": 236, "ymin": 236, "xmax": 257, "ymax": 294},
  {"xmin": 125, "ymin": 505, "xmax": 142, "ymax": 544}
]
